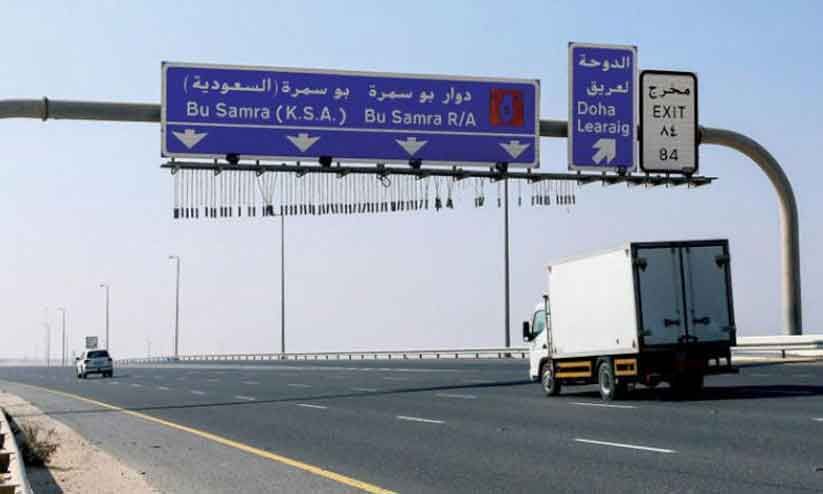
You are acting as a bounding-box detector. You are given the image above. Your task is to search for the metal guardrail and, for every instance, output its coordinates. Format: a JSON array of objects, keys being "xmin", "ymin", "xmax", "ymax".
[
  {"xmin": 120, "ymin": 347, "xmax": 530, "ymax": 364},
  {"xmin": 117, "ymin": 336, "xmax": 823, "ymax": 365},
  {"xmin": 0, "ymin": 408, "xmax": 32, "ymax": 494},
  {"xmin": 733, "ymin": 335, "xmax": 823, "ymax": 359}
]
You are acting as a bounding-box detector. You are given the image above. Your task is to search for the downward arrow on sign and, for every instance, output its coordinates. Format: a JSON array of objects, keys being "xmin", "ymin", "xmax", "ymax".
[
  {"xmin": 172, "ymin": 129, "xmax": 207, "ymax": 149},
  {"xmin": 499, "ymin": 140, "xmax": 530, "ymax": 159},
  {"xmin": 592, "ymin": 138, "xmax": 616, "ymax": 165},
  {"xmin": 286, "ymin": 133, "xmax": 320, "ymax": 152},
  {"xmin": 395, "ymin": 137, "xmax": 427, "ymax": 156}
]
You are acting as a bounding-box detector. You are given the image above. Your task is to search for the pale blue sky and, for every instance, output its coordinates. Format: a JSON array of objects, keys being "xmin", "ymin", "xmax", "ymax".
[{"xmin": 1, "ymin": 1, "xmax": 820, "ymax": 359}]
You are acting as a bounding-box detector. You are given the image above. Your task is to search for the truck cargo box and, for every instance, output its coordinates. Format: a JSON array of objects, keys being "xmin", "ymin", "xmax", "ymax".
[{"xmin": 548, "ymin": 240, "xmax": 736, "ymax": 359}]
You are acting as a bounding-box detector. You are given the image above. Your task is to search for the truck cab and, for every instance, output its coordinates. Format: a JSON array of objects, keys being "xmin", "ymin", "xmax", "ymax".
[{"xmin": 525, "ymin": 300, "xmax": 549, "ymax": 382}]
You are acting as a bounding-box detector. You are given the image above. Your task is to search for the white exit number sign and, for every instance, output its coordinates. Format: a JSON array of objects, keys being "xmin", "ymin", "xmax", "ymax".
[{"xmin": 640, "ymin": 70, "xmax": 698, "ymax": 174}]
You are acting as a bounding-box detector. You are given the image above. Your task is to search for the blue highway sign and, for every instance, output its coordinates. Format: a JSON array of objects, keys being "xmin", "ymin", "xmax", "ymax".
[
  {"xmin": 568, "ymin": 43, "xmax": 637, "ymax": 171},
  {"xmin": 162, "ymin": 62, "xmax": 540, "ymax": 167}
]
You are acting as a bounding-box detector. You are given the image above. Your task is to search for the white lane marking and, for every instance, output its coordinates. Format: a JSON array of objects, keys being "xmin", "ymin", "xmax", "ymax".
[
  {"xmin": 813, "ymin": 418, "xmax": 823, "ymax": 422},
  {"xmin": 109, "ymin": 381, "xmax": 119, "ymax": 385},
  {"xmin": 191, "ymin": 390, "xmax": 206, "ymax": 395},
  {"xmin": 436, "ymin": 393, "xmax": 478, "ymax": 400},
  {"xmin": 461, "ymin": 379, "xmax": 487, "ymax": 384},
  {"xmin": 207, "ymin": 378, "xmax": 220, "ymax": 382},
  {"xmin": 575, "ymin": 438, "xmax": 676, "ymax": 454},
  {"xmin": 749, "ymin": 373, "xmax": 771, "ymax": 377},
  {"xmin": 131, "ymin": 383, "xmax": 143, "ymax": 388},
  {"xmin": 157, "ymin": 386, "xmax": 170, "ymax": 391},
  {"xmin": 352, "ymin": 387, "xmax": 378, "ymax": 392},
  {"xmin": 296, "ymin": 403, "xmax": 327, "ymax": 410},
  {"xmin": 383, "ymin": 377, "xmax": 409, "ymax": 381},
  {"xmin": 154, "ymin": 376, "xmax": 164, "ymax": 379},
  {"xmin": 177, "ymin": 377, "xmax": 186, "ymax": 380},
  {"xmin": 570, "ymin": 402, "xmax": 636, "ymax": 409},
  {"xmin": 287, "ymin": 383, "xmax": 311, "ymax": 388},
  {"xmin": 397, "ymin": 415, "xmax": 445, "ymax": 425},
  {"xmin": 242, "ymin": 381, "xmax": 259, "ymax": 385},
  {"xmin": 793, "ymin": 374, "xmax": 813, "ymax": 378},
  {"xmin": 133, "ymin": 375, "xmax": 143, "ymax": 378},
  {"xmin": 235, "ymin": 395, "xmax": 256, "ymax": 401}
]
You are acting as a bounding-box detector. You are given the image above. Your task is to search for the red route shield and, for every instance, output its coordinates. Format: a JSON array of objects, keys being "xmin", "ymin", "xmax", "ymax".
[{"xmin": 489, "ymin": 89, "xmax": 524, "ymax": 127}]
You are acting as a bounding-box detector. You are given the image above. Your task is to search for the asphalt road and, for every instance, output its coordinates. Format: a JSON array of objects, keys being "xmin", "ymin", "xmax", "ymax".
[{"xmin": 1, "ymin": 359, "xmax": 822, "ymax": 493}]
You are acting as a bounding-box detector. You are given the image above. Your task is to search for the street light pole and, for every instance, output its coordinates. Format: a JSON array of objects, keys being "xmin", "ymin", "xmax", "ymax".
[
  {"xmin": 280, "ymin": 214, "xmax": 286, "ymax": 355},
  {"xmin": 169, "ymin": 255, "xmax": 181, "ymax": 359},
  {"xmin": 42, "ymin": 307, "xmax": 50, "ymax": 366},
  {"xmin": 57, "ymin": 307, "xmax": 67, "ymax": 366},
  {"xmin": 503, "ymin": 178, "xmax": 511, "ymax": 349},
  {"xmin": 99, "ymin": 283, "xmax": 110, "ymax": 351}
]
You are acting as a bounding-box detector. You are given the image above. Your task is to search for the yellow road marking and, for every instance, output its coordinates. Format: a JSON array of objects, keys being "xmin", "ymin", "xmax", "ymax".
[{"xmin": 14, "ymin": 382, "xmax": 395, "ymax": 494}]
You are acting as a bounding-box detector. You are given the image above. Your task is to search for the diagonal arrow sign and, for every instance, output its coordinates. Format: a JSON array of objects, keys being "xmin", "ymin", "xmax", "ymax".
[
  {"xmin": 395, "ymin": 137, "xmax": 427, "ymax": 156},
  {"xmin": 592, "ymin": 138, "xmax": 616, "ymax": 165},
  {"xmin": 172, "ymin": 129, "xmax": 207, "ymax": 149},
  {"xmin": 286, "ymin": 133, "xmax": 320, "ymax": 153},
  {"xmin": 499, "ymin": 140, "xmax": 530, "ymax": 159}
]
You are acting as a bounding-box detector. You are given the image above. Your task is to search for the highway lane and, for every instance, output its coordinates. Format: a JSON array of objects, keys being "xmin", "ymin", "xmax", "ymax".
[{"xmin": 1, "ymin": 360, "xmax": 822, "ymax": 493}]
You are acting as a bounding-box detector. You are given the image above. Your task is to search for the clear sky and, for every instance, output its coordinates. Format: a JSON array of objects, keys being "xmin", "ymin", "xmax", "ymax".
[{"xmin": 1, "ymin": 1, "xmax": 820, "ymax": 360}]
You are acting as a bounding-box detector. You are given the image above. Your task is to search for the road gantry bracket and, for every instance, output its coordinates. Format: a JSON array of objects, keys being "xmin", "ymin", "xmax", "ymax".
[{"xmin": 0, "ymin": 98, "xmax": 802, "ymax": 335}]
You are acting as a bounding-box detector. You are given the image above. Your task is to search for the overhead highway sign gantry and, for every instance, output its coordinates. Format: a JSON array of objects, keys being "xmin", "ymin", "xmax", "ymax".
[{"xmin": 162, "ymin": 62, "xmax": 540, "ymax": 167}]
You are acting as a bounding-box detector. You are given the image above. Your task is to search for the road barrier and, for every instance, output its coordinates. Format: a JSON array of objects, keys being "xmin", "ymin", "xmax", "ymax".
[
  {"xmin": 118, "ymin": 336, "xmax": 823, "ymax": 365},
  {"xmin": 734, "ymin": 335, "xmax": 823, "ymax": 359},
  {"xmin": 0, "ymin": 408, "xmax": 32, "ymax": 494}
]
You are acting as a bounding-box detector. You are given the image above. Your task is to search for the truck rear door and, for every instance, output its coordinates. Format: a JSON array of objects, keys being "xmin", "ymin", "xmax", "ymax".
[
  {"xmin": 634, "ymin": 246, "xmax": 687, "ymax": 346},
  {"xmin": 682, "ymin": 244, "xmax": 735, "ymax": 343}
]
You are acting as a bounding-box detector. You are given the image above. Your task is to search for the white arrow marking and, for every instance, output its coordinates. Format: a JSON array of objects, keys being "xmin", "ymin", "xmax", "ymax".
[
  {"xmin": 499, "ymin": 140, "xmax": 530, "ymax": 159},
  {"xmin": 395, "ymin": 137, "xmax": 428, "ymax": 156},
  {"xmin": 172, "ymin": 129, "xmax": 207, "ymax": 149},
  {"xmin": 286, "ymin": 133, "xmax": 320, "ymax": 152},
  {"xmin": 592, "ymin": 138, "xmax": 616, "ymax": 165}
]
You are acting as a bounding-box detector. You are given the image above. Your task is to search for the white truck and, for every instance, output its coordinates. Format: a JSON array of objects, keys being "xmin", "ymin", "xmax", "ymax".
[{"xmin": 523, "ymin": 240, "xmax": 737, "ymax": 400}]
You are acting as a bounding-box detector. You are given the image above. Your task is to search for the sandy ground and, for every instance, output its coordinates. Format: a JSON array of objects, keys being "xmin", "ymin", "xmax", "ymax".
[{"xmin": 0, "ymin": 389, "xmax": 159, "ymax": 494}]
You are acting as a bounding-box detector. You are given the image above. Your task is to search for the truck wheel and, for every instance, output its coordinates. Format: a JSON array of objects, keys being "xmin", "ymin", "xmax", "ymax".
[
  {"xmin": 541, "ymin": 363, "xmax": 561, "ymax": 397},
  {"xmin": 598, "ymin": 361, "xmax": 625, "ymax": 401}
]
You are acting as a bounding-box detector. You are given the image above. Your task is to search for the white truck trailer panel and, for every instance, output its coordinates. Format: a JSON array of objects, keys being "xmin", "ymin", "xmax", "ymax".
[{"xmin": 549, "ymin": 247, "xmax": 639, "ymax": 358}]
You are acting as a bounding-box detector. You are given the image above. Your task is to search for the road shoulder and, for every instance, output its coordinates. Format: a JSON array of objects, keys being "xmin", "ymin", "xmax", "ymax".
[{"xmin": 0, "ymin": 379, "xmax": 361, "ymax": 494}]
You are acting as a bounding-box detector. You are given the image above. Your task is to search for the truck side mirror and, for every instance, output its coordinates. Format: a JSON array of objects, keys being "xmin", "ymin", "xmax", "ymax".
[{"xmin": 522, "ymin": 321, "xmax": 531, "ymax": 341}]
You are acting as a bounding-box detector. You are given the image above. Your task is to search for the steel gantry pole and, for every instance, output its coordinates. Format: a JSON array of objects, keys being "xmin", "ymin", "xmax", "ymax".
[
  {"xmin": 699, "ymin": 128, "xmax": 802, "ymax": 335},
  {"xmin": 537, "ymin": 120, "xmax": 803, "ymax": 335},
  {"xmin": 0, "ymin": 101, "xmax": 803, "ymax": 334}
]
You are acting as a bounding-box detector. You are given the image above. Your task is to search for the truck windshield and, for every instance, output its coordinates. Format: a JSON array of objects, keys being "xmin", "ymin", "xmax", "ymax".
[{"xmin": 532, "ymin": 310, "xmax": 546, "ymax": 336}]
